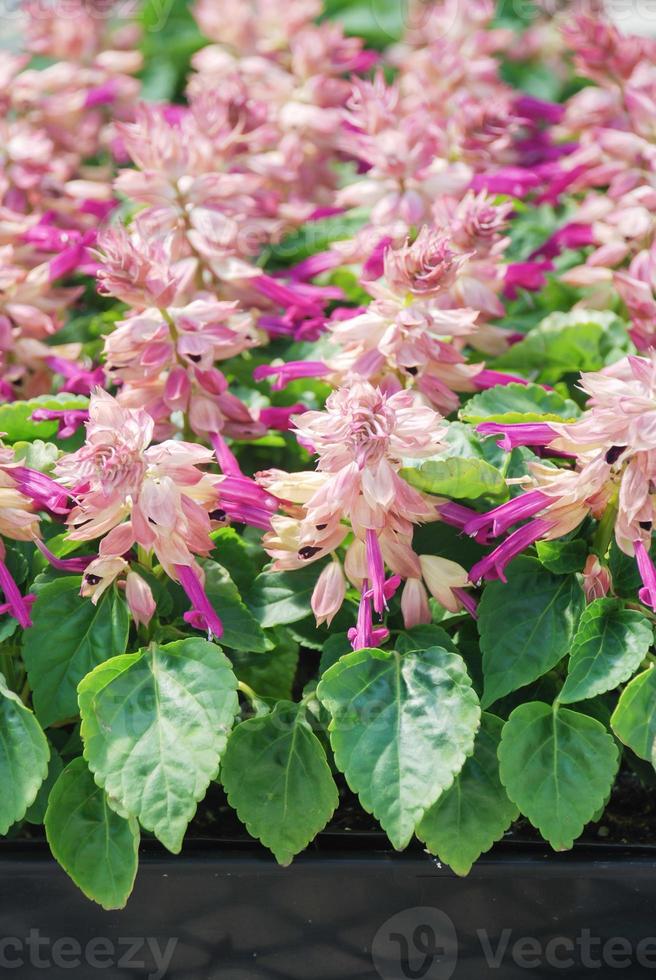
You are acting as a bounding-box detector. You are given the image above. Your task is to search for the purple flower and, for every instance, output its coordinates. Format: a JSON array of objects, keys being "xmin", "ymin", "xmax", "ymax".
[
  {"xmin": 469, "ymin": 518, "xmax": 554, "ymax": 584},
  {"xmin": 253, "ymin": 361, "xmax": 329, "ymax": 391},
  {"xmin": 175, "ymin": 563, "xmax": 223, "ymax": 640},
  {"xmin": 635, "ymin": 539, "xmax": 656, "ymax": 611},
  {"xmin": 477, "ymin": 422, "xmax": 558, "ymax": 451},
  {"xmin": 465, "ymin": 490, "xmax": 551, "ymax": 539}
]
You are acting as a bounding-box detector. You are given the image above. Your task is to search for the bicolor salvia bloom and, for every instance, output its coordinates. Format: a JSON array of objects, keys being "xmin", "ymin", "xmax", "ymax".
[
  {"xmin": 53, "ymin": 388, "xmax": 248, "ymax": 638},
  {"xmin": 467, "ymin": 354, "xmax": 656, "ymax": 612},
  {"xmin": 323, "ymin": 225, "xmax": 523, "ymax": 414},
  {"xmin": 258, "ymin": 380, "xmax": 474, "ymax": 646}
]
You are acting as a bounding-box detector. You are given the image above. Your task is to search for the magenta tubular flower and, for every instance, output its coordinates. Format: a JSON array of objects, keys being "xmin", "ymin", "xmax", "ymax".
[
  {"xmin": 348, "ymin": 581, "xmax": 390, "ymax": 651},
  {"xmin": 0, "ymin": 559, "xmax": 34, "ymax": 629},
  {"xmin": 473, "ymin": 370, "xmax": 533, "ymax": 390},
  {"xmin": 253, "ymin": 361, "xmax": 330, "ymax": 390},
  {"xmin": 215, "ymin": 475, "xmax": 278, "ymax": 531},
  {"xmin": 465, "ymin": 490, "xmax": 552, "ymax": 539},
  {"xmin": 175, "ymin": 563, "xmax": 223, "ymax": 640},
  {"xmin": 477, "ymin": 422, "xmax": 559, "ymax": 451},
  {"xmin": 634, "ymin": 540, "xmax": 656, "ymax": 611},
  {"xmin": 258, "ymin": 404, "xmax": 307, "ymax": 432},
  {"xmin": 514, "ymin": 95, "xmax": 565, "ymax": 126},
  {"xmin": 365, "ymin": 528, "xmax": 387, "ymax": 614},
  {"xmin": 453, "ymin": 587, "xmax": 478, "ymax": 619},
  {"xmin": 530, "ymin": 223, "xmax": 595, "ymax": 261},
  {"xmin": 12, "ymin": 467, "xmax": 70, "ymax": 516},
  {"xmin": 34, "ymin": 539, "xmax": 94, "ymax": 573},
  {"xmin": 31, "ymin": 409, "xmax": 89, "ymax": 440},
  {"xmin": 0, "ymin": 529, "xmax": 35, "ymax": 628},
  {"xmin": 470, "ymin": 168, "xmax": 542, "ymax": 197},
  {"xmin": 44, "ymin": 358, "xmax": 105, "ymax": 396},
  {"xmin": 437, "ymin": 501, "xmax": 492, "ymax": 545},
  {"xmin": 470, "ymin": 518, "xmax": 555, "ymax": 584},
  {"xmin": 504, "ymin": 261, "xmax": 553, "ymax": 298}
]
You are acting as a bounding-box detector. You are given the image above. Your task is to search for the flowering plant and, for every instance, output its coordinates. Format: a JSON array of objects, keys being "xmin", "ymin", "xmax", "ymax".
[{"xmin": 1, "ymin": 0, "xmax": 656, "ymax": 908}]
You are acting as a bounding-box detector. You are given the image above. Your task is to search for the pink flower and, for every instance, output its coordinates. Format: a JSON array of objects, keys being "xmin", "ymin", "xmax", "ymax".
[
  {"xmin": 125, "ymin": 571, "xmax": 156, "ymax": 628},
  {"xmin": 383, "ymin": 228, "xmax": 467, "ymax": 297},
  {"xmin": 55, "ymin": 389, "xmax": 220, "ymax": 576},
  {"xmin": 401, "ymin": 577, "xmax": 431, "ymax": 628},
  {"xmin": 465, "ymin": 354, "xmax": 656, "ymax": 603},
  {"xmin": 419, "ymin": 554, "xmax": 472, "ymax": 613},
  {"xmin": 583, "ymin": 555, "xmax": 612, "ymax": 603},
  {"xmin": 311, "ymin": 560, "xmax": 346, "ymax": 626},
  {"xmin": 96, "ymin": 222, "xmax": 197, "ymax": 309}
]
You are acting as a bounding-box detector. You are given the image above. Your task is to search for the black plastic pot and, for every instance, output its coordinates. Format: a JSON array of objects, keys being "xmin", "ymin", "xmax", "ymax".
[{"xmin": 3, "ymin": 836, "xmax": 656, "ymax": 979}]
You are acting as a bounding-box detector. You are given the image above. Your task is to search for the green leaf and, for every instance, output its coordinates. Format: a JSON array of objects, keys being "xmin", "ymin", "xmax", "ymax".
[
  {"xmin": 12, "ymin": 440, "xmax": 59, "ymax": 471},
  {"xmin": 0, "ymin": 673, "xmax": 50, "ymax": 833},
  {"xmin": 0, "ymin": 394, "xmax": 88, "ymax": 443},
  {"xmin": 247, "ymin": 563, "xmax": 325, "ymax": 627},
  {"xmin": 25, "ymin": 747, "xmax": 64, "ymax": 824},
  {"xmin": 460, "ymin": 382, "xmax": 580, "ymax": 425},
  {"xmin": 417, "ymin": 714, "xmax": 518, "ymax": 875},
  {"xmin": 79, "ymin": 638, "xmax": 239, "ymax": 852},
  {"xmin": 536, "ymin": 538, "xmax": 588, "ymax": 574},
  {"xmin": 319, "ymin": 633, "xmax": 353, "ymax": 674},
  {"xmin": 401, "ymin": 456, "xmax": 507, "ymax": 501},
  {"xmin": 228, "ymin": 629, "xmax": 299, "ymax": 701},
  {"xmin": 317, "ymin": 646, "xmax": 480, "ymax": 849},
  {"xmin": 200, "ymin": 560, "xmax": 269, "ymax": 652},
  {"xmin": 559, "ymin": 599, "xmax": 653, "ymax": 704},
  {"xmin": 493, "ymin": 310, "xmax": 632, "ymax": 384},
  {"xmin": 395, "ymin": 624, "xmax": 457, "ymax": 654},
  {"xmin": 210, "ymin": 528, "xmax": 258, "ymax": 594},
  {"xmin": 498, "ymin": 702, "xmax": 619, "ymax": 850},
  {"xmin": 608, "ymin": 539, "xmax": 656, "ymax": 596},
  {"xmin": 478, "ymin": 557, "xmax": 584, "ymax": 707},
  {"xmin": 45, "ymin": 757, "xmax": 139, "ymax": 910},
  {"xmin": 221, "ymin": 701, "xmax": 338, "ymax": 864},
  {"xmin": 611, "ymin": 667, "xmax": 656, "ymax": 763},
  {"xmin": 23, "ymin": 578, "xmax": 129, "ymax": 727}
]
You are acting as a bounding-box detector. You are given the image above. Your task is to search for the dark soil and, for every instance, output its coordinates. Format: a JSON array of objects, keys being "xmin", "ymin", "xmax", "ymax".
[
  {"xmin": 14, "ymin": 766, "xmax": 656, "ymax": 853},
  {"xmin": 186, "ymin": 767, "xmax": 656, "ymax": 849}
]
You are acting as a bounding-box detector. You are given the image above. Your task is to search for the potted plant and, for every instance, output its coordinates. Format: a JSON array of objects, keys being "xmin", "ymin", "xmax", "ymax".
[{"xmin": 2, "ymin": 0, "xmax": 656, "ymax": 975}]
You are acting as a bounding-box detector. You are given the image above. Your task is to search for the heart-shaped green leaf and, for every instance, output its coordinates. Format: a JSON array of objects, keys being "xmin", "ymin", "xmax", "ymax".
[
  {"xmin": 560, "ymin": 599, "xmax": 652, "ymax": 704},
  {"xmin": 200, "ymin": 560, "xmax": 269, "ymax": 652},
  {"xmin": 45, "ymin": 758, "xmax": 139, "ymax": 910},
  {"xmin": 499, "ymin": 702, "xmax": 619, "ymax": 850},
  {"xmin": 221, "ymin": 701, "xmax": 338, "ymax": 864},
  {"xmin": 247, "ymin": 564, "xmax": 326, "ymax": 627},
  {"xmin": 0, "ymin": 673, "xmax": 50, "ymax": 833},
  {"xmin": 401, "ymin": 456, "xmax": 507, "ymax": 501},
  {"xmin": 478, "ymin": 558, "xmax": 584, "ymax": 707},
  {"xmin": 493, "ymin": 310, "xmax": 632, "ymax": 384},
  {"xmin": 417, "ymin": 713, "xmax": 518, "ymax": 875},
  {"xmin": 23, "ymin": 577, "xmax": 129, "ymax": 727},
  {"xmin": 45, "ymin": 757, "xmax": 139, "ymax": 910},
  {"xmin": 79, "ymin": 638, "xmax": 238, "ymax": 852},
  {"xmin": 460, "ymin": 383, "xmax": 580, "ymax": 425},
  {"xmin": 611, "ymin": 667, "xmax": 656, "ymax": 763},
  {"xmin": 317, "ymin": 646, "xmax": 480, "ymax": 849}
]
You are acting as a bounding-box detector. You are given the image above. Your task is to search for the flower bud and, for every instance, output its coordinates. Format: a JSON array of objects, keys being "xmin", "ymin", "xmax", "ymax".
[
  {"xmin": 126, "ymin": 571, "xmax": 156, "ymax": 627},
  {"xmin": 311, "ymin": 560, "xmax": 346, "ymax": 626}
]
